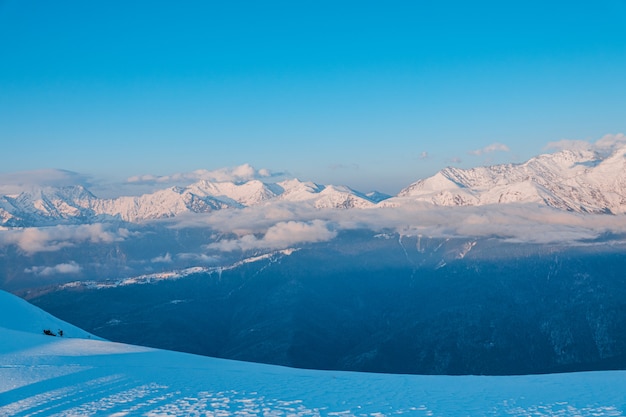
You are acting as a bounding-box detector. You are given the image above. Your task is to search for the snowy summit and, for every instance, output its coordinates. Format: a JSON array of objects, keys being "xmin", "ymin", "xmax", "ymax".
[{"xmin": 388, "ymin": 145, "xmax": 626, "ymax": 214}]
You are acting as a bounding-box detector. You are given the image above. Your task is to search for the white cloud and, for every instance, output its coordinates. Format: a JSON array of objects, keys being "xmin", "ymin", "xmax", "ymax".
[
  {"xmin": 265, "ymin": 220, "xmax": 336, "ymax": 245},
  {"xmin": 2, "ymin": 199, "xmax": 621, "ymax": 259},
  {"xmin": 169, "ymin": 202, "xmax": 315, "ymax": 235},
  {"xmin": 419, "ymin": 151, "xmax": 429, "ymax": 160},
  {"xmin": 206, "ymin": 220, "xmax": 337, "ymax": 252},
  {"xmin": 127, "ymin": 164, "xmax": 280, "ymax": 185},
  {"xmin": 176, "ymin": 252, "xmax": 219, "ymax": 264},
  {"xmin": 545, "ymin": 133, "xmax": 626, "ymax": 156},
  {"xmin": 151, "ymin": 253, "xmax": 173, "ymax": 263},
  {"xmin": 398, "ymin": 205, "xmax": 626, "ymax": 244},
  {"xmin": 594, "ymin": 133, "xmax": 626, "ymax": 155},
  {"xmin": 0, "ymin": 224, "xmax": 130, "ymax": 254},
  {"xmin": 171, "ymin": 200, "xmax": 626, "ymax": 251},
  {"xmin": 469, "ymin": 143, "xmax": 511, "ymax": 156},
  {"xmin": 544, "ymin": 139, "xmax": 592, "ymax": 153},
  {"xmin": 25, "ymin": 261, "xmax": 82, "ymax": 277}
]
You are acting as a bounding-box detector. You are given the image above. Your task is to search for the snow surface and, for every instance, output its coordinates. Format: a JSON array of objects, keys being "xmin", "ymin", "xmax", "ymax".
[
  {"xmin": 0, "ymin": 291, "xmax": 97, "ymax": 340},
  {"xmin": 1, "ymin": 290, "xmax": 625, "ymax": 416}
]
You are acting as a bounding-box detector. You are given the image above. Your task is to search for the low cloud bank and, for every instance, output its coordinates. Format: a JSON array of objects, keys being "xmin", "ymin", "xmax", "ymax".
[
  {"xmin": 167, "ymin": 201, "xmax": 626, "ymax": 251},
  {"xmin": 1, "ymin": 202, "xmax": 624, "ymax": 256},
  {"xmin": 0, "ymin": 224, "xmax": 131, "ymax": 254},
  {"xmin": 206, "ymin": 220, "xmax": 337, "ymax": 252},
  {"xmin": 25, "ymin": 261, "xmax": 82, "ymax": 277}
]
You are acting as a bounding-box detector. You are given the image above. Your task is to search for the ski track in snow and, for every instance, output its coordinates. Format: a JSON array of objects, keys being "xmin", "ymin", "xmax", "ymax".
[
  {"xmin": 0, "ymin": 293, "xmax": 624, "ymax": 417},
  {"xmin": 1, "ymin": 357, "xmax": 625, "ymax": 417}
]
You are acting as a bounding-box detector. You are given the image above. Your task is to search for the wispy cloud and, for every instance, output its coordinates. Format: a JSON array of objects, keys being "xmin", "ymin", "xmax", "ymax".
[
  {"xmin": 469, "ymin": 143, "xmax": 510, "ymax": 156},
  {"xmin": 127, "ymin": 164, "xmax": 281, "ymax": 185},
  {"xmin": 0, "ymin": 169, "xmax": 92, "ymax": 195},
  {"xmin": 595, "ymin": 133, "xmax": 626, "ymax": 153},
  {"xmin": 544, "ymin": 139, "xmax": 591, "ymax": 153},
  {"xmin": 329, "ymin": 163, "xmax": 359, "ymax": 171},
  {"xmin": 419, "ymin": 151, "xmax": 429, "ymax": 160},
  {"xmin": 25, "ymin": 261, "xmax": 82, "ymax": 276}
]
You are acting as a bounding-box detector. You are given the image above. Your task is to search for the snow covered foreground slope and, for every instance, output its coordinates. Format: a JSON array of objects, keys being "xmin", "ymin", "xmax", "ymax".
[
  {"xmin": 1, "ymin": 291, "xmax": 625, "ymax": 416},
  {"xmin": 0, "ymin": 291, "xmax": 97, "ymax": 340}
]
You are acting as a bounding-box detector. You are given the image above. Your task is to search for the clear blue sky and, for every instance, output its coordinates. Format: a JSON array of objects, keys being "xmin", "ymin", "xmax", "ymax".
[{"xmin": 1, "ymin": 1, "xmax": 625, "ymax": 193}]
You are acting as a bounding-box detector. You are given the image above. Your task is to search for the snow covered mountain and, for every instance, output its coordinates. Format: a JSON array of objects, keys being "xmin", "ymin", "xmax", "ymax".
[
  {"xmin": 0, "ymin": 178, "xmax": 377, "ymax": 225},
  {"xmin": 2, "ymin": 289, "xmax": 626, "ymax": 416},
  {"xmin": 276, "ymin": 180, "xmax": 375, "ymax": 209},
  {"xmin": 0, "ymin": 185, "xmax": 99, "ymax": 226},
  {"xmin": 388, "ymin": 145, "xmax": 626, "ymax": 213},
  {"xmin": 3, "ymin": 145, "xmax": 626, "ymax": 226}
]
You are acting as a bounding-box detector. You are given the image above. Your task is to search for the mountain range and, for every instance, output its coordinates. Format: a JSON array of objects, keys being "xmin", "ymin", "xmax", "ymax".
[
  {"xmin": 0, "ymin": 179, "xmax": 380, "ymax": 226},
  {"xmin": 1, "ymin": 145, "xmax": 626, "ymax": 227}
]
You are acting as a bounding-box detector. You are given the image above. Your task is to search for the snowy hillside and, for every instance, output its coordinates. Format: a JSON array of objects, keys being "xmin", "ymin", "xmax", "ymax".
[
  {"xmin": 1, "ymin": 290, "xmax": 625, "ymax": 416},
  {"xmin": 388, "ymin": 145, "xmax": 626, "ymax": 213},
  {"xmin": 0, "ymin": 291, "xmax": 97, "ymax": 340}
]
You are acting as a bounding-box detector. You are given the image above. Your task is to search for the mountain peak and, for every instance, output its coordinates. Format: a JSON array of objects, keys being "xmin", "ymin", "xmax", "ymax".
[{"xmin": 393, "ymin": 148, "xmax": 626, "ymax": 214}]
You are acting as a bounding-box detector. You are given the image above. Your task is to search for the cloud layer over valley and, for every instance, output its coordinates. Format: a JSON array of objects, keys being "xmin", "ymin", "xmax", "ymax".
[
  {"xmin": 1, "ymin": 134, "xmax": 626, "ymax": 292},
  {"xmin": 170, "ymin": 202, "xmax": 626, "ymax": 251}
]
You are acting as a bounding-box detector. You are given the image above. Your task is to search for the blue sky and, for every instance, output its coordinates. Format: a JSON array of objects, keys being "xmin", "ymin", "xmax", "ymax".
[{"xmin": 1, "ymin": 1, "xmax": 625, "ymax": 194}]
